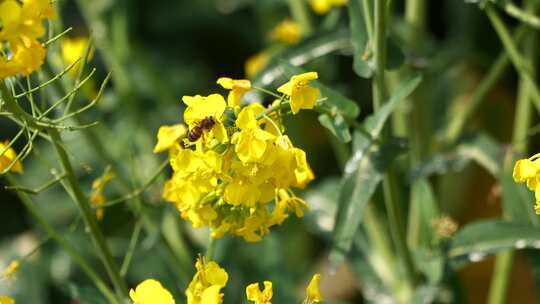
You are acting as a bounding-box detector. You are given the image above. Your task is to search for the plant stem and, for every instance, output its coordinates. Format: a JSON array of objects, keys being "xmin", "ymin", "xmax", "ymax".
[
  {"xmin": 489, "ymin": 251, "xmax": 515, "ymax": 304},
  {"xmin": 287, "ymin": 0, "xmax": 313, "ymax": 36},
  {"xmin": 48, "ymin": 128, "xmax": 128, "ymax": 299},
  {"xmin": 372, "ymin": 0, "xmax": 418, "ymax": 287},
  {"xmin": 486, "ymin": 5, "xmax": 540, "ymax": 114},
  {"xmin": 5, "ymin": 175, "xmax": 119, "ymax": 304},
  {"xmin": 206, "ymin": 236, "xmax": 216, "ymax": 261},
  {"xmin": 488, "ymin": 3, "xmax": 537, "ymax": 304}
]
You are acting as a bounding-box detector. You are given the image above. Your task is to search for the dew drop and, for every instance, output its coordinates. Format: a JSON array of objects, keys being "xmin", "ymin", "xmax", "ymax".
[{"xmin": 468, "ymin": 252, "xmax": 486, "ymax": 262}]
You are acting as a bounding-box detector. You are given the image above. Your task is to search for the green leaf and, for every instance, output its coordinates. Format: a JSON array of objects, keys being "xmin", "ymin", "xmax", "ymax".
[
  {"xmin": 318, "ymin": 113, "xmax": 352, "ymax": 142},
  {"xmin": 408, "ymin": 179, "xmax": 440, "ymax": 249},
  {"xmin": 347, "ymin": 0, "xmax": 372, "ymax": 78},
  {"xmin": 331, "ymin": 138, "xmax": 407, "ymax": 266},
  {"xmin": 253, "ymin": 29, "xmax": 352, "ymax": 85},
  {"xmin": 449, "ymin": 220, "xmax": 540, "ymax": 261},
  {"xmin": 347, "ymin": 1, "xmax": 405, "ymax": 78},
  {"xmin": 330, "ymin": 75, "xmax": 421, "ymax": 266},
  {"xmin": 280, "ymin": 62, "xmax": 361, "ymax": 118},
  {"xmin": 386, "ymin": 36, "xmax": 406, "ymax": 70},
  {"xmin": 363, "ymin": 74, "xmax": 422, "ymax": 136}
]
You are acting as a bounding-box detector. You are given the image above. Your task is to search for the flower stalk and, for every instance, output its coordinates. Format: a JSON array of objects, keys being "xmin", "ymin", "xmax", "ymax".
[{"xmin": 372, "ymin": 0, "xmax": 418, "ymax": 287}]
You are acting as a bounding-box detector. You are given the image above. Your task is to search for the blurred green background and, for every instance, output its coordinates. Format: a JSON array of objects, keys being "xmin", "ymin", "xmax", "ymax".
[{"xmin": 1, "ymin": 0, "xmax": 539, "ymax": 303}]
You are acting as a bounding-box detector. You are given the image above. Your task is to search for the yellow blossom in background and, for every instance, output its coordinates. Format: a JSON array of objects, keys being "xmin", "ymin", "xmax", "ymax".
[
  {"xmin": 217, "ymin": 77, "xmax": 251, "ymax": 108},
  {"xmin": 269, "ymin": 20, "xmax": 302, "ymax": 45},
  {"xmin": 304, "ymin": 274, "xmax": 322, "ymax": 304},
  {"xmin": 61, "ymin": 36, "xmax": 94, "ymax": 76},
  {"xmin": 153, "ymin": 124, "xmax": 187, "ymax": 153},
  {"xmin": 129, "ymin": 279, "xmax": 175, "ymax": 304},
  {"xmin": 0, "ymin": 0, "xmax": 54, "ymax": 79},
  {"xmin": 89, "ymin": 167, "xmax": 115, "ymax": 220},
  {"xmin": 0, "ymin": 141, "xmax": 24, "ymax": 174},
  {"xmin": 277, "ymin": 72, "xmax": 320, "ymax": 114},
  {"xmin": 246, "ymin": 281, "xmax": 273, "ymax": 304},
  {"xmin": 245, "ymin": 51, "xmax": 270, "ymax": 78},
  {"xmin": 186, "ymin": 257, "xmax": 228, "ymax": 304},
  {"xmin": 0, "ymin": 296, "xmax": 15, "ymax": 304},
  {"xmin": 309, "ymin": 0, "xmax": 348, "ymax": 14},
  {"xmin": 1, "ymin": 261, "xmax": 19, "ymax": 280},
  {"xmin": 513, "ymin": 154, "xmax": 540, "ymax": 215}
]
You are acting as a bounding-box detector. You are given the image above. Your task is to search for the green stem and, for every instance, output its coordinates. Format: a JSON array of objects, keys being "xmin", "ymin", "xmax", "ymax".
[
  {"xmin": 498, "ymin": 1, "xmax": 540, "ymax": 29},
  {"xmin": 488, "ymin": 251, "xmax": 515, "ymax": 304},
  {"xmin": 488, "ymin": 3, "xmax": 537, "ymax": 304},
  {"xmin": 5, "ymin": 175, "xmax": 119, "ymax": 304},
  {"xmin": 206, "ymin": 236, "xmax": 216, "ymax": 261},
  {"xmin": 443, "ymin": 26, "xmax": 527, "ymax": 146},
  {"xmin": 372, "ymin": 0, "xmax": 418, "ymax": 287},
  {"xmin": 48, "ymin": 129, "xmax": 128, "ymax": 299},
  {"xmin": 287, "ymin": 0, "xmax": 313, "ymax": 36},
  {"xmin": 486, "ymin": 5, "xmax": 540, "ymax": 114}
]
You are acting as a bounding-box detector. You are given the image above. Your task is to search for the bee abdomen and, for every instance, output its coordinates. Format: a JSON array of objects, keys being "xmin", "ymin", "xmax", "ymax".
[{"xmin": 188, "ymin": 126, "xmax": 203, "ymax": 142}]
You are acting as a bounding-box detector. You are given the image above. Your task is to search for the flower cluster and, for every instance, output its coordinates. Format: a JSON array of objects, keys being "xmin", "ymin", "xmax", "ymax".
[
  {"xmin": 513, "ymin": 154, "xmax": 540, "ymax": 214},
  {"xmin": 155, "ymin": 73, "xmax": 319, "ymax": 242},
  {"xmin": 0, "ymin": 0, "xmax": 54, "ymax": 79},
  {"xmin": 130, "ymin": 257, "xmax": 322, "ymax": 304}
]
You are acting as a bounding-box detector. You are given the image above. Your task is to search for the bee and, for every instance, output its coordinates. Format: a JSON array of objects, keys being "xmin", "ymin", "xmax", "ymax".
[{"xmin": 188, "ymin": 116, "xmax": 216, "ymax": 142}]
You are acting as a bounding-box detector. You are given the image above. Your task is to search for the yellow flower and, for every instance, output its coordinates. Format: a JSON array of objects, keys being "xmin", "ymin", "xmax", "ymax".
[
  {"xmin": 0, "ymin": 141, "xmax": 24, "ymax": 174},
  {"xmin": 245, "ymin": 51, "xmax": 270, "ymax": 78},
  {"xmin": 186, "ymin": 257, "xmax": 228, "ymax": 304},
  {"xmin": 2, "ymin": 261, "xmax": 19, "ymax": 280},
  {"xmin": 304, "ymin": 274, "xmax": 322, "ymax": 304},
  {"xmin": 61, "ymin": 36, "xmax": 94, "ymax": 76},
  {"xmin": 309, "ymin": 0, "xmax": 348, "ymax": 14},
  {"xmin": 513, "ymin": 158, "xmax": 540, "ymax": 183},
  {"xmin": 89, "ymin": 167, "xmax": 115, "ymax": 221},
  {"xmin": 0, "ymin": 0, "xmax": 53, "ymax": 79},
  {"xmin": 216, "ymin": 77, "xmax": 251, "ymax": 108},
  {"xmin": 129, "ymin": 279, "xmax": 175, "ymax": 304},
  {"xmin": 153, "ymin": 124, "xmax": 187, "ymax": 153},
  {"xmin": 231, "ymin": 104, "xmax": 275, "ymax": 163},
  {"xmin": 277, "ymin": 72, "xmax": 320, "ymax": 114},
  {"xmin": 0, "ymin": 296, "xmax": 15, "ymax": 304},
  {"xmin": 246, "ymin": 281, "xmax": 273, "ymax": 304},
  {"xmin": 183, "ymin": 94, "xmax": 228, "ymax": 144},
  {"xmin": 269, "ymin": 19, "xmax": 302, "ymax": 45},
  {"xmin": 271, "ymin": 189, "xmax": 308, "ymax": 225}
]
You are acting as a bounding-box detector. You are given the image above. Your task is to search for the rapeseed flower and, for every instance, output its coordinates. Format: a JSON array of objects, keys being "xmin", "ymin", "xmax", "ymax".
[
  {"xmin": 309, "ymin": 0, "xmax": 348, "ymax": 15},
  {"xmin": 277, "ymin": 72, "xmax": 320, "ymax": 114},
  {"xmin": 246, "ymin": 281, "xmax": 273, "ymax": 304},
  {"xmin": 0, "ymin": 141, "xmax": 23, "ymax": 174},
  {"xmin": 1, "ymin": 261, "xmax": 19, "ymax": 280},
  {"xmin": 130, "ymin": 279, "xmax": 175, "ymax": 304},
  {"xmin": 153, "ymin": 124, "xmax": 187, "ymax": 153},
  {"xmin": 245, "ymin": 51, "xmax": 270, "ymax": 78},
  {"xmin": 513, "ymin": 154, "xmax": 540, "ymax": 215},
  {"xmin": 158, "ymin": 77, "xmax": 315, "ymax": 241},
  {"xmin": 89, "ymin": 167, "xmax": 115, "ymax": 220},
  {"xmin": 0, "ymin": 0, "xmax": 54, "ymax": 79},
  {"xmin": 0, "ymin": 296, "xmax": 14, "ymax": 304},
  {"xmin": 186, "ymin": 257, "xmax": 228, "ymax": 304},
  {"xmin": 183, "ymin": 94, "xmax": 228, "ymax": 144},
  {"xmin": 304, "ymin": 274, "xmax": 323, "ymax": 304},
  {"xmin": 216, "ymin": 77, "xmax": 251, "ymax": 109},
  {"xmin": 269, "ymin": 20, "xmax": 301, "ymax": 45}
]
